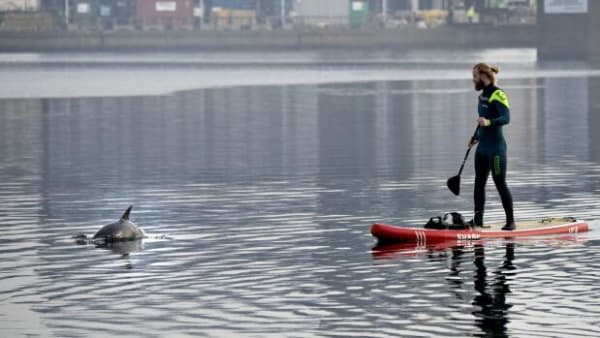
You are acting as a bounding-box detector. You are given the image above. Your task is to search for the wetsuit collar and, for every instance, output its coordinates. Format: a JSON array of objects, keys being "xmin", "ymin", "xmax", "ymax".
[{"xmin": 482, "ymin": 84, "xmax": 496, "ymax": 96}]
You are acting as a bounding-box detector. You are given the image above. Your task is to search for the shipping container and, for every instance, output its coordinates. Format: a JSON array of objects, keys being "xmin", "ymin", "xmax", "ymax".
[
  {"xmin": 206, "ymin": 0, "xmax": 257, "ymax": 29},
  {"xmin": 70, "ymin": 0, "xmax": 98, "ymax": 29},
  {"xmin": 349, "ymin": 0, "xmax": 368, "ymax": 28},
  {"xmin": 211, "ymin": 0, "xmax": 255, "ymax": 10},
  {"xmin": 253, "ymin": 0, "xmax": 292, "ymax": 29},
  {"xmin": 0, "ymin": 0, "xmax": 40, "ymax": 11},
  {"xmin": 292, "ymin": 0, "xmax": 348, "ymax": 27},
  {"xmin": 65, "ymin": 0, "xmax": 137, "ymax": 30},
  {"xmin": 113, "ymin": 0, "xmax": 137, "ymax": 26},
  {"xmin": 136, "ymin": 0, "xmax": 194, "ymax": 29}
]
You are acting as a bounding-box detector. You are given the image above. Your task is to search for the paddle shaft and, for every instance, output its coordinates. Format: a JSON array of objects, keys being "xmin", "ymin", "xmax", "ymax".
[{"xmin": 456, "ymin": 126, "xmax": 480, "ymax": 176}]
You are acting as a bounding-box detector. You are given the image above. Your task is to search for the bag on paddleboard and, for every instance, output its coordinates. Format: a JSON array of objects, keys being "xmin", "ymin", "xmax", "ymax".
[{"xmin": 424, "ymin": 212, "xmax": 469, "ymax": 230}]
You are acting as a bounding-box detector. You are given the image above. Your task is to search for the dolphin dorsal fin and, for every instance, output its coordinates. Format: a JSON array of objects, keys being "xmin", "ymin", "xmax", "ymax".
[{"xmin": 120, "ymin": 205, "xmax": 133, "ymax": 220}]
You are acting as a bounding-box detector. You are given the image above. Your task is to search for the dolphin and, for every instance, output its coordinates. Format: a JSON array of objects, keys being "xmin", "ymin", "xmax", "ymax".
[{"xmin": 92, "ymin": 205, "xmax": 145, "ymax": 242}]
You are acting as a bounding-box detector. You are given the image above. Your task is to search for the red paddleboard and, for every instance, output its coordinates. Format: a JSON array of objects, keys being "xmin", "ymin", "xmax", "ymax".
[
  {"xmin": 371, "ymin": 236, "xmax": 588, "ymax": 260},
  {"xmin": 371, "ymin": 217, "xmax": 588, "ymax": 244}
]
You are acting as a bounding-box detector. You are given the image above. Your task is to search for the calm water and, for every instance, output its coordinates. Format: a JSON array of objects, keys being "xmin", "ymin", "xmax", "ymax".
[{"xmin": 2, "ymin": 50, "xmax": 600, "ymax": 337}]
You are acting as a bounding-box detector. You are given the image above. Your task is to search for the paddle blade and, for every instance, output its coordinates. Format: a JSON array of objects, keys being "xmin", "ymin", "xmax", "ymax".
[{"xmin": 447, "ymin": 175, "xmax": 461, "ymax": 196}]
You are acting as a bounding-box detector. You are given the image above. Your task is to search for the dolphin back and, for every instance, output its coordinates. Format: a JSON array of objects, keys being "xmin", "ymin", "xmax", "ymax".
[{"xmin": 93, "ymin": 206, "xmax": 144, "ymax": 242}]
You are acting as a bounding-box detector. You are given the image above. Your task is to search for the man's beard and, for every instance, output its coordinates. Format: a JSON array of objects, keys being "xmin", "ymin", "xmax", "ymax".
[{"xmin": 474, "ymin": 80, "xmax": 485, "ymax": 91}]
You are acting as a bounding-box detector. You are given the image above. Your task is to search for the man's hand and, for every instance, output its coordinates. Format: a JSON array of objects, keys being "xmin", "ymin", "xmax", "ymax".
[
  {"xmin": 477, "ymin": 117, "xmax": 491, "ymax": 127},
  {"xmin": 468, "ymin": 137, "xmax": 479, "ymax": 148}
]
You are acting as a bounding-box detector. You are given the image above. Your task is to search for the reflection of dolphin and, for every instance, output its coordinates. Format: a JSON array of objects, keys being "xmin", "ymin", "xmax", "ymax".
[
  {"xmin": 96, "ymin": 240, "xmax": 143, "ymax": 256},
  {"xmin": 93, "ymin": 205, "xmax": 144, "ymax": 242}
]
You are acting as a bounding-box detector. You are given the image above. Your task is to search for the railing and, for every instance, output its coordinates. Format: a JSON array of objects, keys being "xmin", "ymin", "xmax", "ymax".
[{"xmin": 0, "ymin": 11, "xmax": 537, "ymax": 32}]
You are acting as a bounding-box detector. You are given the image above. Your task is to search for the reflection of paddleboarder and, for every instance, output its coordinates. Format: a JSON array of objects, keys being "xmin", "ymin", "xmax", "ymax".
[
  {"xmin": 444, "ymin": 244, "xmax": 515, "ymax": 337},
  {"xmin": 469, "ymin": 63, "xmax": 515, "ymax": 231},
  {"xmin": 472, "ymin": 243, "xmax": 515, "ymax": 337}
]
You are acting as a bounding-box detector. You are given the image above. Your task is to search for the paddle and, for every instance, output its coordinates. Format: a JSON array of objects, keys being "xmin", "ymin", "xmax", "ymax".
[{"xmin": 447, "ymin": 126, "xmax": 480, "ymax": 196}]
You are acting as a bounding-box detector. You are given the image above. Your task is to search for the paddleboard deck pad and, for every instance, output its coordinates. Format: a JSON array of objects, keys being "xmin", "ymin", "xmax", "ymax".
[{"xmin": 371, "ymin": 217, "xmax": 588, "ymax": 244}]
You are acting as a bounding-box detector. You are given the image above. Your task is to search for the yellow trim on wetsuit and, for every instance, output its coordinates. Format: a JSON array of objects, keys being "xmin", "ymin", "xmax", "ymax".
[{"xmin": 489, "ymin": 89, "xmax": 510, "ymax": 109}]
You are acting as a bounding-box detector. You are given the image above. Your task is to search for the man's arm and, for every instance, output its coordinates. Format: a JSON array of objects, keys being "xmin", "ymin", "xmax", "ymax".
[{"xmin": 488, "ymin": 89, "xmax": 510, "ymax": 126}]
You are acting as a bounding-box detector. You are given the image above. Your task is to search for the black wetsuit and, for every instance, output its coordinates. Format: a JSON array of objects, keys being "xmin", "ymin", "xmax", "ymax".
[{"xmin": 473, "ymin": 85, "xmax": 514, "ymax": 226}]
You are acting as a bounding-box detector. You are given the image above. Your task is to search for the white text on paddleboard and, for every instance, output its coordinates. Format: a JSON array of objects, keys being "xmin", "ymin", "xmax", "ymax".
[{"xmin": 456, "ymin": 233, "xmax": 481, "ymax": 240}]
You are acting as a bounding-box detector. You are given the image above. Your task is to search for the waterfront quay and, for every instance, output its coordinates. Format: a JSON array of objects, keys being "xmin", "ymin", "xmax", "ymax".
[{"xmin": 0, "ymin": 24, "xmax": 534, "ymax": 52}]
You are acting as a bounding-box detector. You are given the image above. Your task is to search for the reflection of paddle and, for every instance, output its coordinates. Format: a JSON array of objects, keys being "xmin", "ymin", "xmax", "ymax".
[{"xmin": 447, "ymin": 126, "xmax": 479, "ymax": 196}]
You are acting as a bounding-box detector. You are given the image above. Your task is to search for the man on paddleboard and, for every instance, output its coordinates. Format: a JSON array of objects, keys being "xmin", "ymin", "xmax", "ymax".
[{"xmin": 469, "ymin": 63, "xmax": 516, "ymax": 231}]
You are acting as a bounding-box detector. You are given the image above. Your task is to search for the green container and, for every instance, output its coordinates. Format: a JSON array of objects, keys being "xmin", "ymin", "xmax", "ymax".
[
  {"xmin": 349, "ymin": 0, "xmax": 368, "ymax": 28},
  {"xmin": 71, "ymin": 0, "xmax": 99, "ymax": 29},
  {"xmin": 73, "ymin": 0, "xmax": 97, "ymax": 17}
]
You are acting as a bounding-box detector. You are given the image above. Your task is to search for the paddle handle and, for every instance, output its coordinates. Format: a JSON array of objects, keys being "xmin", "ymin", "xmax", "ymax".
[{"xmin": 456, "ymin": 126, "xmax": 480, "ymax": 176}]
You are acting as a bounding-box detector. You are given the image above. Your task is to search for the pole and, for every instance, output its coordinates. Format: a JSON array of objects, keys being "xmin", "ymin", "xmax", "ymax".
[
  {"xmin": 280, "ymin": 0, "xmax": 285, "ymax": 27},
  {"xmin": 65, "ymin": 0, "xmax": 69, "ymax": 27},
  {"xmin": 382, "ymin": 0, "xmax": 387, "ymax": 23}
]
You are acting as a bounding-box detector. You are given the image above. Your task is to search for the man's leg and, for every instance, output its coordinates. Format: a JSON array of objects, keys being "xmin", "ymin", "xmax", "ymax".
[
  {"xmin": 474, "ymin": 152, "xmax": 490, "ymax": 226},
  {"xmin": 491, "ymin": 153, "xmax": 515, "ymax": 229}
]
